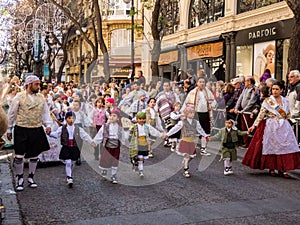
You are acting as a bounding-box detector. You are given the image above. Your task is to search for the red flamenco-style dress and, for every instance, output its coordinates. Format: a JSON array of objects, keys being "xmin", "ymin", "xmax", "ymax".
[{"xmin": 243, "ymin": 96, "xmax": 300, "ymax": 172}]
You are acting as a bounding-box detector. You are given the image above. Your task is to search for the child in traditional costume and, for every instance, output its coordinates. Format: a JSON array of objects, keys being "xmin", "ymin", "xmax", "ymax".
[
  {"xmin": 210, "ymin": 119, "xmax": 248, "ymax": 175},
  {"xmin": 92, "ymin": 109, "xmax": 126, "ymax": 184},
  {"xmin": 169, "ymin": 102, "xmax": 182, "ymax": 152},
  {"xmin": 48, "ymin": 112, "xmax": 93, "ymax": 187},
  {"xmin": 71, "ymin": 100, "xmax": 92, "ymax": 165},
  {"xmin": 129, "ymin": 112, "xmax": 166, "ymax": 177},
  {"xmin": 166, "ymin": 107, "xmax": 209, "ymax": 178},
  {"xmin": 92, "ymin": 97, "xmax": 106, "ymax": 160},
  {"xmin": 143, "ymin": 97, "xmax": 164, "ymax": 158}
]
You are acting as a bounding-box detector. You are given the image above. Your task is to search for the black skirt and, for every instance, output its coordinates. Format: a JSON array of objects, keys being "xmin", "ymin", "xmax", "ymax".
[
  {"xmin": 59, "ymin": 146, "xmax": 80, "ymax": 161},
  {"xmin": 168, "ymin": 125, "xmax": 181, "ymax": 139},
  {"xmin": 14, "ymin": 125, "xmax": 50, "ymax": 158}
]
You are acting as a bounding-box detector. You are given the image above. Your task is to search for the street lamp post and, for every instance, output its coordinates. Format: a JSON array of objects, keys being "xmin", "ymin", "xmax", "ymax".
[{"xmin": 123, "ymin": 0, "xmax": 135, "ymax": 80}]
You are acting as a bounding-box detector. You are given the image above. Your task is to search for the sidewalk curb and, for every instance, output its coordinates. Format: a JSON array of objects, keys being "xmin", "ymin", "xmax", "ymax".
[{"xmin": 0, "ymin": 152, "xmax": 23, "ymax": 225}]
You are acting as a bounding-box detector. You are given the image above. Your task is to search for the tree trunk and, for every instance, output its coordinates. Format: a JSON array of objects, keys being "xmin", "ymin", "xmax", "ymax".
[
  {"xmin": 286, "ymin": 0, "xmax": 300, "ymax": 70},
  {"xmin": 288, "ymin": 19, "xmax": 300, "ymax": 71},
  {"xmin": 56, "ymin": 47, "xmax": 68, "ymax": 84},
  {"xmin": 94, "ymin": 0, "xmax": 110, "ymax": 80},
  {"xmin": 151, "ymin": 0, "xmax": 162, "ymax": 79}
]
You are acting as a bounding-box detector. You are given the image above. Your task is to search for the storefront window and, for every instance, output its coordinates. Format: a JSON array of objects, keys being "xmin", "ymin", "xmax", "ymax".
[
  {"xmin": 236, "ymin": 45, "xmax": 253, "ymax": 78},
  {"xmin": 282, "ymin": 39, "xmax": 290, "ymax": 82},
  {"xmin": 189, "ymin": 0, "xmax": 224, "ymax": 28},
  {"xmin": 253, "ymin": 41, "xmax": 275, "ymax": 82},
  {"xmin": 275, "ymin": 39, "xmax": 290, "ymax": 82},
  {"xmin": 238, "ymin": 0, "xmax": 283, "ymax": 14}
]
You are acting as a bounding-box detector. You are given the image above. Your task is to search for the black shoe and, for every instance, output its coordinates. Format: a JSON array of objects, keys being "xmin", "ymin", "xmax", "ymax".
[
  {"xmin": 66, "ymin": 176, "xmax": 73, "ymax": 188},
  {"xmin": 27, "ymin": 173, "xmax": 37, "ymax": 188},
  {"xmin": 111, "ymin": 175, "xmax": 118, "ymax": 184},
  {"xmin": 15, "ymin": 174, "xmax": 24, "ymax": 191},
  {"xmin": 76, "ymin": 158, "xmax": 81, "ymax": 166}
]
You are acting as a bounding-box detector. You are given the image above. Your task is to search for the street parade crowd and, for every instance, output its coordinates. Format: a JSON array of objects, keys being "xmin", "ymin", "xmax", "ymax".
[{"xmin": 1, "ymin": 68, "xmax": 300, "ymax": 191}]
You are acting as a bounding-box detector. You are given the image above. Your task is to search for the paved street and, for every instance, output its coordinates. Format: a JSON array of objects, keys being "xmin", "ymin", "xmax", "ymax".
[{"xmin": 1, "ymin": 142, "xmax": 300, "ymax": 225}]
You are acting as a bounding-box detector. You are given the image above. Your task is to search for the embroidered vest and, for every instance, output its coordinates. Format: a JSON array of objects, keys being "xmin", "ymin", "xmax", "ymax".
[
  {"xmin": 170, "ymin": 112, "xmax": 180, "ymax": 126},
  {"xmin": 16, "ymin": 92, "xmax": 45, "ymax": 128},
  {"xmin": 61, "ymin": 125, "xmax": 80, "ymax": 147},
  {"xmin": 181, "ymin": 119, "xmax": 197, "ymax": 138},
  {"xmin": 145, "ymin": 108, "xmax": 157, "ymax": 127},
  {"xmin": 102, "ymin": 123, "xmax": 122, "ymax": 148},
  {"xmin": 223, "ymin": 129, "xmax": 239, "ymax": 148}
]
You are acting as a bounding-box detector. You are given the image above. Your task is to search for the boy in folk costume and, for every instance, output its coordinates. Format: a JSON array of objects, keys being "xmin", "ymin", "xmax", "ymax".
[
  {"xmin": 210, "ymin": 119, "xmax": 248, "ymax": 175},
  {"xmin": 48, "ymin": 112, "xmax": 93, "ymax": 187},
  {"xmin": 143, "ymin": 97, "xmax": 164, "ymax": 158},
  {"xmin": 129, "ymin": 112, "xmax": 166, "ymax": 177},
  {"xmin": 166, "ymin": 107, "xmax": 209, "ymax": 178},
  {"xmin": 92, "ymin": 109, "xmax": 126, "ymax": 184}
]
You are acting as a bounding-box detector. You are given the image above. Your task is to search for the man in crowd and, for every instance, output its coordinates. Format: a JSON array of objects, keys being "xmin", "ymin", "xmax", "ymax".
[
  {"xmin": 286, "ymin": 70, "xmax": 300, "ymax": 118},
  {"xmin": 233, "ymin": 76, "xmax": 258, "ymax": 148},
  {"xmin": 7, "ymin": 75, "xmax": 52, "ymax": 191}
]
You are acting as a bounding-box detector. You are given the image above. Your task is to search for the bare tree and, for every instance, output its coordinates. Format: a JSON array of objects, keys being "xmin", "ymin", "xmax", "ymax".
[
  {"xmin": 286, "ymin": 0, "xmax": 300, "ymax": 71},
  {"xmin": 149, "ymin": 0, "xmax": 179, "ymax": 79},
  {"xmin": 49, "ymin": 0, "xmax": 110, "ymax": 81}
]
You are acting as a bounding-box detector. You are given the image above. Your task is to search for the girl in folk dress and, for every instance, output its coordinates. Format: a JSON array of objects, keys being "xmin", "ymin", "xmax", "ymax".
[
  {"xmin": 169, "ymin": 102, "xmax": 182, "ymax": 153},
  {"xmin": 166, "ymin": 107, "xmax": 209, "ymax": 178},
  {"xmin": 92, "ymin": 97, "xmax": 106, "ymax": 160},
  {"xmin": 244, "ymin": 81, "xmax": 300, "ymax": 178},
  {"xmin": 92, "ymin": 109, "xmax": 126, "ymax": 184},
  {"xmin": 48, "ymin": 112, "xmax": 93, "ymax": 187},
  {"xmin": 93, "ymin": 97, "xmax": 106, "ymax": 132}
]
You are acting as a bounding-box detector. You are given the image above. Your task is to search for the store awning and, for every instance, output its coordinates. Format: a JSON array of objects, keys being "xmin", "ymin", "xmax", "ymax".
[
  {"xmin": 187, "ymin": 42, "xmax": 223, "ymax": 60},
  {"xmin": 158, "ymin": 50, "xmax": 179, "ymax": 65}
]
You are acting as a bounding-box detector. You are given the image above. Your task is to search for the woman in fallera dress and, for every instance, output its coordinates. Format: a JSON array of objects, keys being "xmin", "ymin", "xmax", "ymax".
[{"xmin": 243, "ymin": 81, "xmax": 300, "ymax": 178}]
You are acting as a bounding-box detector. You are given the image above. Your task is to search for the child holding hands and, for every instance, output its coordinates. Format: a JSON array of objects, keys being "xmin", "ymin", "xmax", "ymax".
[
  {"xmin": 48, "ymin": 112, "xmax": 93, "ymax": 187},
  {"xmin": 209, "ymin": 119, "xmax": 248, "ymax": 175},
  {"xmin": 166, "ymin": 107, "xmax": 209, "ymax": 178}
]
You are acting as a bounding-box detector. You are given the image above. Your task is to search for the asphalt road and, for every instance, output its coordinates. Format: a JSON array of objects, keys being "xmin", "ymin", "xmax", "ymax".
[{"xmin": 10, "ymin": 142, "xmax": 300, "ymax": 225}]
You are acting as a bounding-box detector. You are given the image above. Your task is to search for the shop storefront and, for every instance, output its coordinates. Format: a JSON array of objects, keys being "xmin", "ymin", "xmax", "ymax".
[
  {"xmin": 235, "ymin": 18, "xmax": 294, "ymax": 83},
  {"xmin": 186, "ymin": 41, "xmax": 225, "ymax": 81},
  {"xmin": 158, "ymin": 49, "xmax": 180, "ymax": 81}
]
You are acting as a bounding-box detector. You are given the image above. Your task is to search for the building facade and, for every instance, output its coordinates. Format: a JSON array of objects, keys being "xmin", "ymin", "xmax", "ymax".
[
  {"xmin": 66, "ymin": 0, "xmax": 143, "ymax": 84},
  {"xmin": 143, "ymin": 0, "xmax": 293, "ymax": 83}
]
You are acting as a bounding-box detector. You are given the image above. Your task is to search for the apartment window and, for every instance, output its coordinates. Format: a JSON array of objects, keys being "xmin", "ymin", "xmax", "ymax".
[
  {"xmin": 159, "ymin": 0, "xmax": 180, "ymax": 35},
  {"xmin": 238, "ymin": 0, "xmax": 284, "ymax": 14},
  {"xmin": 110, "ymin": 29, "xmax": 130, "ymax": 55},
  {"xmin": 189, "ymin": 0, "xmax": 224, "ymax": 28},
  {"xmin": 102, "ymin": 0, "xmax": 130, "ymax": 18}
]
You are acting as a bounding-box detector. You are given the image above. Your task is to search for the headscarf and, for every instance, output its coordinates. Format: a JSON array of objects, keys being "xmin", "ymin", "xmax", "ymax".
[
  {"xmin": 106, "ymin": 98, "xmax": 114, "ymax": 104},
  {"xmin": 136, "ymin": 111, "xmax": 146, "ymax": 119},
  {"xmin": 24, "ymin": 75, "xmax": 40, "ymax": 86}
]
